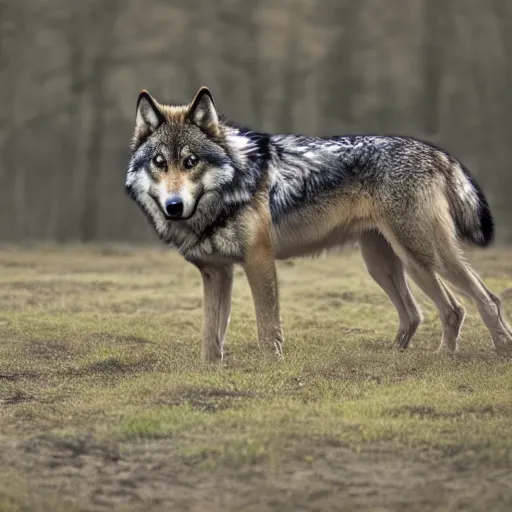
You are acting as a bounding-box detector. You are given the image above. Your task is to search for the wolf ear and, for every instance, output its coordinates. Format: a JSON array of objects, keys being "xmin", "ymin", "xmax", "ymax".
[
  {"xmin": 135, "ymin": 91, "xmax": 165, "ymax": 138},
  {"xmin": 188, "ymin": 87, "xmax": 220, "ymax": 136}
]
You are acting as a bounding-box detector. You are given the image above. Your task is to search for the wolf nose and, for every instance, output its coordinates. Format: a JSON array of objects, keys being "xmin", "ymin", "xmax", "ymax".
[{"xmin": 165, "ymin": 196, "xmax": 184, "ymax": 219}]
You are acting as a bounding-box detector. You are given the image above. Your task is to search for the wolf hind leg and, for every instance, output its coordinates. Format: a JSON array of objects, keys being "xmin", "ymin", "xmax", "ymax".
[
  {"xmin": 471, "ymin": 270, "xmax": 512, "ymax": 338},
  {"xmin": 435, "ymin": 239, "xmax": 512, "ymax": 356},
  {"xmin": 359, "ymin": 231, "xmax": 422, "ymax": 349},
  {"xmin": 379, "ymin": 222, "xmax": 465, "ymax": 354},
  {"xmin": 436, "ymin": 280, "xmax": 466, "ymax": 353},
  {"xmin": 452, "ymin": 267, "xmax": 512, "ymax": 339},
  {"xmin": 406, "ymin": 261, "xmax": 465, "ymax": 353}
]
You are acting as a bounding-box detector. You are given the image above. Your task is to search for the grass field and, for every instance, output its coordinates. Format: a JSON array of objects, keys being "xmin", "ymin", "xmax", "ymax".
[{"xmin": 0, "ymin": 245, "xmax": 511, "ymax": 511}]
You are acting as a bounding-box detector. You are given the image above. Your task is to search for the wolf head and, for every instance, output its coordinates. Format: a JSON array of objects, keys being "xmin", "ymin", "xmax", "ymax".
[{"xmin": 126, "ymin": 87, "xmax": 239, "ymax": 224}]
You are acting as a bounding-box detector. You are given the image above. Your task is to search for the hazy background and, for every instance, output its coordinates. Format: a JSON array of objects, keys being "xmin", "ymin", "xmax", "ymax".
[{"xmin": 1, "ymin": 0, "xmax": 511, "ymax": 243}]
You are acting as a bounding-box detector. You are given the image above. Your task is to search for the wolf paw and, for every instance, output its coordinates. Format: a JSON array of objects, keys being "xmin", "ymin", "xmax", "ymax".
[
  {"xmin": 393, "ymin": 327, "xmax": 415, "ymax": 351},
  {"xmin": 492, "ymin": 330, "xmax": 512, "ymax": 357},
  {"xmin": 495, "ymin": 341, "xmax": 512, "ymax": 357},
  {"xmin": 202, "ymin": 347, "xmax": 223, "ymax": 364},
  {"xmin": 435, "ymin": 343, "xmax": 458, "ymax": 357},
  {"xmin": 258, "ymin": 339, "xmax": 284, "ymax": 361}
]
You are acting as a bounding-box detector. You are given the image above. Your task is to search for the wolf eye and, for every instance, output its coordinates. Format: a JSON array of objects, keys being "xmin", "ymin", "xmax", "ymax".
[
  {"xmin": 152, "ymin": 153, "xmax": 166, "ymax": 169},
  {"xmin": 183, "ymin": 154, "xmax": 198, "ymax": 169}
]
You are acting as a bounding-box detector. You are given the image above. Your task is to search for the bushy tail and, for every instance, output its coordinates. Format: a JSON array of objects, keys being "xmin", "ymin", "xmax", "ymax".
[{"xmin": 448, "ymin": 165, "xmax": 494, "ymax": 247}]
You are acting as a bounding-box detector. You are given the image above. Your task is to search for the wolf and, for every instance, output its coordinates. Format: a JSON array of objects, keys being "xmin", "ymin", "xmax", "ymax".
[{"xmin": 126, "ymin": 86, "xmax": 512, "ymax": 362}]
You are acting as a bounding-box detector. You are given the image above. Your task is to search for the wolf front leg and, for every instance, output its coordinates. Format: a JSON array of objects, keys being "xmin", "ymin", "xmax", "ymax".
[
  {"xmin": 244, "ymin": 244, "xmax": 284, "ymax": 359},
  {"xmin": 198, "ymin": 264, "xmax": 233, "ymax": 362}
]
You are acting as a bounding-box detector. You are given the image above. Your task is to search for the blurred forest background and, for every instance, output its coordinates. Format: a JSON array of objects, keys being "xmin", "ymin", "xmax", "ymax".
[{"xmin": 1, "ymin": 0, "xmax": 512, "ymax": 243}]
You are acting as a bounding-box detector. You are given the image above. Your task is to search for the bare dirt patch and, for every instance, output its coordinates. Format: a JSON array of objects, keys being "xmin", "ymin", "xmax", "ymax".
[
  {"xmin": 390, "ymin": 404, "xmax": 512, "ymax": 420},
  {"xmin": 73, "ymin": 357, "xmax": 158, "ymax": 376},
  {"xmin": 1, "ymin": 390, "xmax": 35, "ymax": 405},
  {"xmin": 85, "ymin": 333, "xmax": 154, "ymax": 345},
  {"xmin": 25, "ymin": 340, "xmax": 70, "ymax": 359},
  {"xmin": 0, "ymin": 371, "xmax": 41, "ymax": 382},
  {"xmin": 1, "ymin": 435, "xmax": 511, "ymax": 512},
  {"xmin": 154, "ymin": 388, "xmax": 254, "ymax": 412}
]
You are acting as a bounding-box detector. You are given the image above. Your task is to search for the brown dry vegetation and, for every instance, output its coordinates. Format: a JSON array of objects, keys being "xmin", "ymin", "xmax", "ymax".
[{"xmin": 0, "ymin": 245, "xmax": 512, "ymax": 511}]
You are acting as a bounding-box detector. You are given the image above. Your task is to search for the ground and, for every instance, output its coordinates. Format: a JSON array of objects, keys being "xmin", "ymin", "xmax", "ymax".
[{"xmin": 0, "ymin": 244, "xmax": 511, "ymax": 511}]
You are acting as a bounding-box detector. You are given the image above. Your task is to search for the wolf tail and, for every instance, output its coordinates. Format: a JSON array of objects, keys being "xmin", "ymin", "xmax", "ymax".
[{"xmin": 447, "ymin": 164, "xmax": 494, "ymax": 247}]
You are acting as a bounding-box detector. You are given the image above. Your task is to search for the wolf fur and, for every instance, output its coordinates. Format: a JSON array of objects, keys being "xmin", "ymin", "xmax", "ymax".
[{"xmin": 126, "ymin": 86, "xmax": 512, "ymax": 362}]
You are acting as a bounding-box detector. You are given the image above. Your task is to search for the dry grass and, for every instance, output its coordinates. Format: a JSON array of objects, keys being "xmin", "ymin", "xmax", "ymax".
[{"xmin": 1, "ymin": 244, "xmax": 512, "ymax": 511}]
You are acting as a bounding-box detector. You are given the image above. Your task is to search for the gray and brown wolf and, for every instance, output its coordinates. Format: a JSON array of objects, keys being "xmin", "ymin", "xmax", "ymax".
[{"xmin": 126, "ymin": 86, "xmax": 512, "ymax": 362}]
